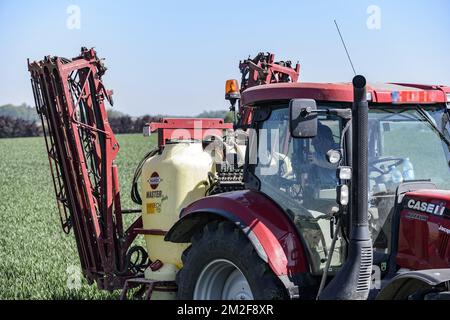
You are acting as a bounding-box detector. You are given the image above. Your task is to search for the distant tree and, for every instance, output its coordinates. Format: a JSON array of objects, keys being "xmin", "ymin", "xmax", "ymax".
[
  {"xmin": 0, "ymin": 116, "xmax": 42, "ymax": 138},
  {"xmin": 106, "ymin": 108, "xmax": 127, "ymax": 119},
  {"xmin": 197, "ymin": 110, "xmax": 228, "ymax": 119},
  {"xmin": 133, "ymin": 115, "xmax": 162, "ymax": 133},
  {"xmin": 196, "ymin": 110, "xmax": 234, "ymax": 123},
  {"xmin": 224, "ymin": 111, "xmax": 234, "ymax": 123},
  {"xmin": 108, "ymin": 115, "xmax": 134, "ymax": 133},
  {"xmin": 0, "ymin": 105, "xmax": 236, "ymax": 137}
]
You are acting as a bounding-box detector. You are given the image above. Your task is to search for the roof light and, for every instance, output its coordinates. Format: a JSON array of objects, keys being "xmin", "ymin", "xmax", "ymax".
[
  {"xmin": 391, "ymin": 90, "xmax": 432, "ymax": 104},
  {"xmin": 225, "ymin": 79, "xmax": 241, "ymax": 100}
]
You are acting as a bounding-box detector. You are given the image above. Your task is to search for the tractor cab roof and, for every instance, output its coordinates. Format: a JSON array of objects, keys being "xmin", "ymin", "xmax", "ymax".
[{"xmin": 241, "ymin": 81, "xmax": 450, "ymax": 106}]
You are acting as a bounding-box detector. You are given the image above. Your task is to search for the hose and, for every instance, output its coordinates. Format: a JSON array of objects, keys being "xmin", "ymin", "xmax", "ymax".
[
  {"xmin": 115, "ymin": 245, "xmax": 150, "ymax": 276},
  {"xmin": 316, "ymin": 216, "xmax": 342, "ymax": 299},
  {"xmin": 131, "ymin": 147, "xmax": 159, "ymax": 205}
]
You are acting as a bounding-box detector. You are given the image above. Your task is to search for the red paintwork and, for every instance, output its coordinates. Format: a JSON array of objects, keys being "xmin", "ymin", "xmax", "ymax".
[
  {"xmin": 146, "ymin": 118, "xmax": 232, "ymax": 147},
  {"xmin": 180, "ymin": 190, "xmax": 308, "ymax": 276},
  {"xmin": 241, "ymin": 82, "xmax": 448, "ymax": 106},
  {"xmin": 239, "ymin": 52, "xmax": 300, "ymax": 91},
  {"xmin": 28, "ymin": 48, "xmax": 139, "ymax": 289},
  {"xmin": 397, "ymin": 190, "xmax": 450, "ymax": 270}
]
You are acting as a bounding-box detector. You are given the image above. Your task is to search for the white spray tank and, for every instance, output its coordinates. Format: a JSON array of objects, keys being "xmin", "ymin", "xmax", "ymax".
[
  {"xmin": 141, "ymin": 141, "xmax": 214, "ymax": 267},
  {"xmin": 139, "ymin": 118, "xmax": 233, "ymax": 299}
]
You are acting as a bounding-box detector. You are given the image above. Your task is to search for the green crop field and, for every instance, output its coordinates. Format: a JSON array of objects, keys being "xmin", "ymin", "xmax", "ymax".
[
  {"xmin": 1, "ymin": 121, "xmax": 449, "ymax": 300},
  {"xmin": 0, "ymin": 134, "xmax": 156, "ymax": 299}
]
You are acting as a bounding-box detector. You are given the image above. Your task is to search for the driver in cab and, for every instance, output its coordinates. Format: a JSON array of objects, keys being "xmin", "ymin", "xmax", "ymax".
[{"xmin": 309, "ymin": 123, "xmax": 339, "ymax": 189}]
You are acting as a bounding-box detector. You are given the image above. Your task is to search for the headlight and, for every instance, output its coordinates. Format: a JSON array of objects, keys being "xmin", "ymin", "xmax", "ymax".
[
  {"xmin": 326, "ymin": 149, "xmax": 341, "ymax": 164},
  {"xmin": 337, "ymin": 185, "xmax": 349, "ymax": 206}
]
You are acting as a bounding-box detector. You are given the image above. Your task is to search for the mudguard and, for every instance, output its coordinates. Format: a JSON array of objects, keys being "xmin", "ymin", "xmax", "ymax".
[
  {"xmin": 377, "ymin": 269, "xmax": 450, "ymax": 300},
  {"xmin": 165, "ymin": 190, "xmax": 309, "ymax": 297}
]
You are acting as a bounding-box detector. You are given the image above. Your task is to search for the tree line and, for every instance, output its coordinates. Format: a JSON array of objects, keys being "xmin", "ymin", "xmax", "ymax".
[
  {"xmin": 0, "ymin": 105, "xmax": 233, "ymax": 138},
  {"xmin": 108, "ymin": 111, "xmax": 233, "ymax": 134},
  {"xmin": 108, "ymin": 115, "xmax": 161, "ymax": 134},
  {"xmin": 0, "ymin": 116, "xmax": 43, "ymax": 138},
  {"xmin": 0, "ymin": 114, "xmax": 158, "ymax": 138}
]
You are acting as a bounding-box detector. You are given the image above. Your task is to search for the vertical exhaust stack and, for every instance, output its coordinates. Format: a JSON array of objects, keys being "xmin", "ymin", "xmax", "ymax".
[{"xmin": 319, "ymin": 75, "xmax": 373, "ymax": 300}]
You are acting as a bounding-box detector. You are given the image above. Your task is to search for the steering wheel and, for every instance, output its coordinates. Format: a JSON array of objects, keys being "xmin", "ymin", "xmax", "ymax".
[{"xmin": 369, "ymin": 156, "xmax": 405, "ymax": 176}]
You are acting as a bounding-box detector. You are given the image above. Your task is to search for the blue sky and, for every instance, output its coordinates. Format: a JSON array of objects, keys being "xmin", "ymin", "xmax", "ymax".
[{"xmin": 0, "ymin": 0, "xmax": 449, "ymax": 116}]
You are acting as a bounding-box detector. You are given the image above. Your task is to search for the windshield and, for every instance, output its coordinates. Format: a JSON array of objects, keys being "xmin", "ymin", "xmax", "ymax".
[
  {"xmin": 368, "ymin": 105, "xmax": 450, "ymax": 254},
  {"xmin": 254, "ymin": 106, "xmax": 345, "ymax": 274},
  {"xmin": 252, "ymin": 104, "xmax": 450, "ymax": 273}
]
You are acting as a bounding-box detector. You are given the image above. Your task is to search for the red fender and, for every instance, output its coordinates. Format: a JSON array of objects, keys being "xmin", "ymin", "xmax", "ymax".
[{"xmin": 165, "ymin": 190, "xmax": 308, "ymax": 288}]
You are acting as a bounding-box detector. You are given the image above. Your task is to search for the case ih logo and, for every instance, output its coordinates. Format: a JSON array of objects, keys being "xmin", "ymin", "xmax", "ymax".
[
  {"xmin": 406, "ymin": 199, "xmax": 446, "ymax": 216},
  {"xmin": 148, "ymin": 172, "xmax": 162, "ymax": 190}
]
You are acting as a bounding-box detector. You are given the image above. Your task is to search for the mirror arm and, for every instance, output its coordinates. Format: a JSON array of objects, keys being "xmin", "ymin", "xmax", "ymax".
[
  {"xmin": 306, "ymin": 108, "xmax": 352, "ymax": 120},
  {"xmin": 328, "ymin": 108, "xmax": 352, "ymax": 120}
]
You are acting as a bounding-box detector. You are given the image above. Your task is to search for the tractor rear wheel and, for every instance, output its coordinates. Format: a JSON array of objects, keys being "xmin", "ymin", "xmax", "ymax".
[{"xmin": 176, "ymin": 220, "xmax": 288, "ymax": 300}]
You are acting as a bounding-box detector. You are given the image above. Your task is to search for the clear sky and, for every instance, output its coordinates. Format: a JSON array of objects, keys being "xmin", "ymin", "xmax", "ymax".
[{"xmin": 0, "ymin": 0, "xmax": 449, "ymax": 116}]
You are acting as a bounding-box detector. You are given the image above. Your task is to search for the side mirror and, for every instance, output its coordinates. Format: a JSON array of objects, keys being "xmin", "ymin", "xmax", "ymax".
[{"xmin": 289, "ymin": 99, "xmax": 318, "ymax": 138}]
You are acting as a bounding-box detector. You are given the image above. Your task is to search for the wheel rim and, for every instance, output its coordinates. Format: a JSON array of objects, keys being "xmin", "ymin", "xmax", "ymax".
[{"xmin": 193, "ymin": 259, "xmax": 254, "ymax": 300}]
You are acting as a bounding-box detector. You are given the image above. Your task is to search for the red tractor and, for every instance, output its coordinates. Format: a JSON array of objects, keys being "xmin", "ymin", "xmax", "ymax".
[{"xmin": 28, "ymin": 49, "xmax": 450, "ymax": 300}]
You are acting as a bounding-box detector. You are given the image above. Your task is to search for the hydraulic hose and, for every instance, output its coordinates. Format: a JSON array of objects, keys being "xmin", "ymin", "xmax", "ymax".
[
  {"xmin": 316, "ymin": 217, "xmax": 342, "ymax": 299},
  {"xmin": 131, "ymin": 148, "xmax": 159, "ymax": 205}
]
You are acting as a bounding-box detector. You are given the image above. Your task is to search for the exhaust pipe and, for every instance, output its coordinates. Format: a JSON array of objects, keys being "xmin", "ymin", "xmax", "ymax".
[{"xmin": 319, "ymin": 75, "xmax": 373, "ymax": 300}]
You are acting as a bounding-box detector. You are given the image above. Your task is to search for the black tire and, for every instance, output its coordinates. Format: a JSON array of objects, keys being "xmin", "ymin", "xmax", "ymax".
[{"xmin": 176, "ymin": 220, "xmax": 288, "ymax": 300}]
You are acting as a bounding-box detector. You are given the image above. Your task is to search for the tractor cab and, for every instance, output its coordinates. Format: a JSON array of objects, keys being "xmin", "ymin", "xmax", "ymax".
[
  {"xmin": 246, "ymin": 101, "xmax": 347, "ymax": 275},
  {"xmin": 222, "ymin": 54, "xmax": 450, "ymax": 298},
  {"xmin": 237, "ymin": 89, "xmax": 450, "ymax": 275}
]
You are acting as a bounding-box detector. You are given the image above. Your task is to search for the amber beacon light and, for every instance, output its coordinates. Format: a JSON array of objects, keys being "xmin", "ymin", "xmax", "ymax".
[{"xmin": 225, "ymin": 79, "xmax": 241, "ymax": 100}]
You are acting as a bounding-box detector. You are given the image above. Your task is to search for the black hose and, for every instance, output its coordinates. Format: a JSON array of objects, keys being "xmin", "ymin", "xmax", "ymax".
[
  {"xmin": 131, "ymin": 148, "xmax": 159, "ymax": 205},
  {"xmin": 115, "ymin": 246, "xmax": 150, "ymax": 276},
  {"xmin": 316, "ymin": 216, "xmax": 342, "ymax": 299}
]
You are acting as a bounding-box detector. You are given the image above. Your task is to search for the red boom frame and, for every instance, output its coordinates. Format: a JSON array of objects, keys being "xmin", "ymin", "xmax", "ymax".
[
  {"xmin": 28, "ymin": 47, "xmax": 141, "ymax": 290},
  {"xmin": 237, "ymin": 52, "xmax": 300, "ymax": 127},
  {"xmin": 28, "ymin": 47, "xmax": 236, "ymax": 291}
]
